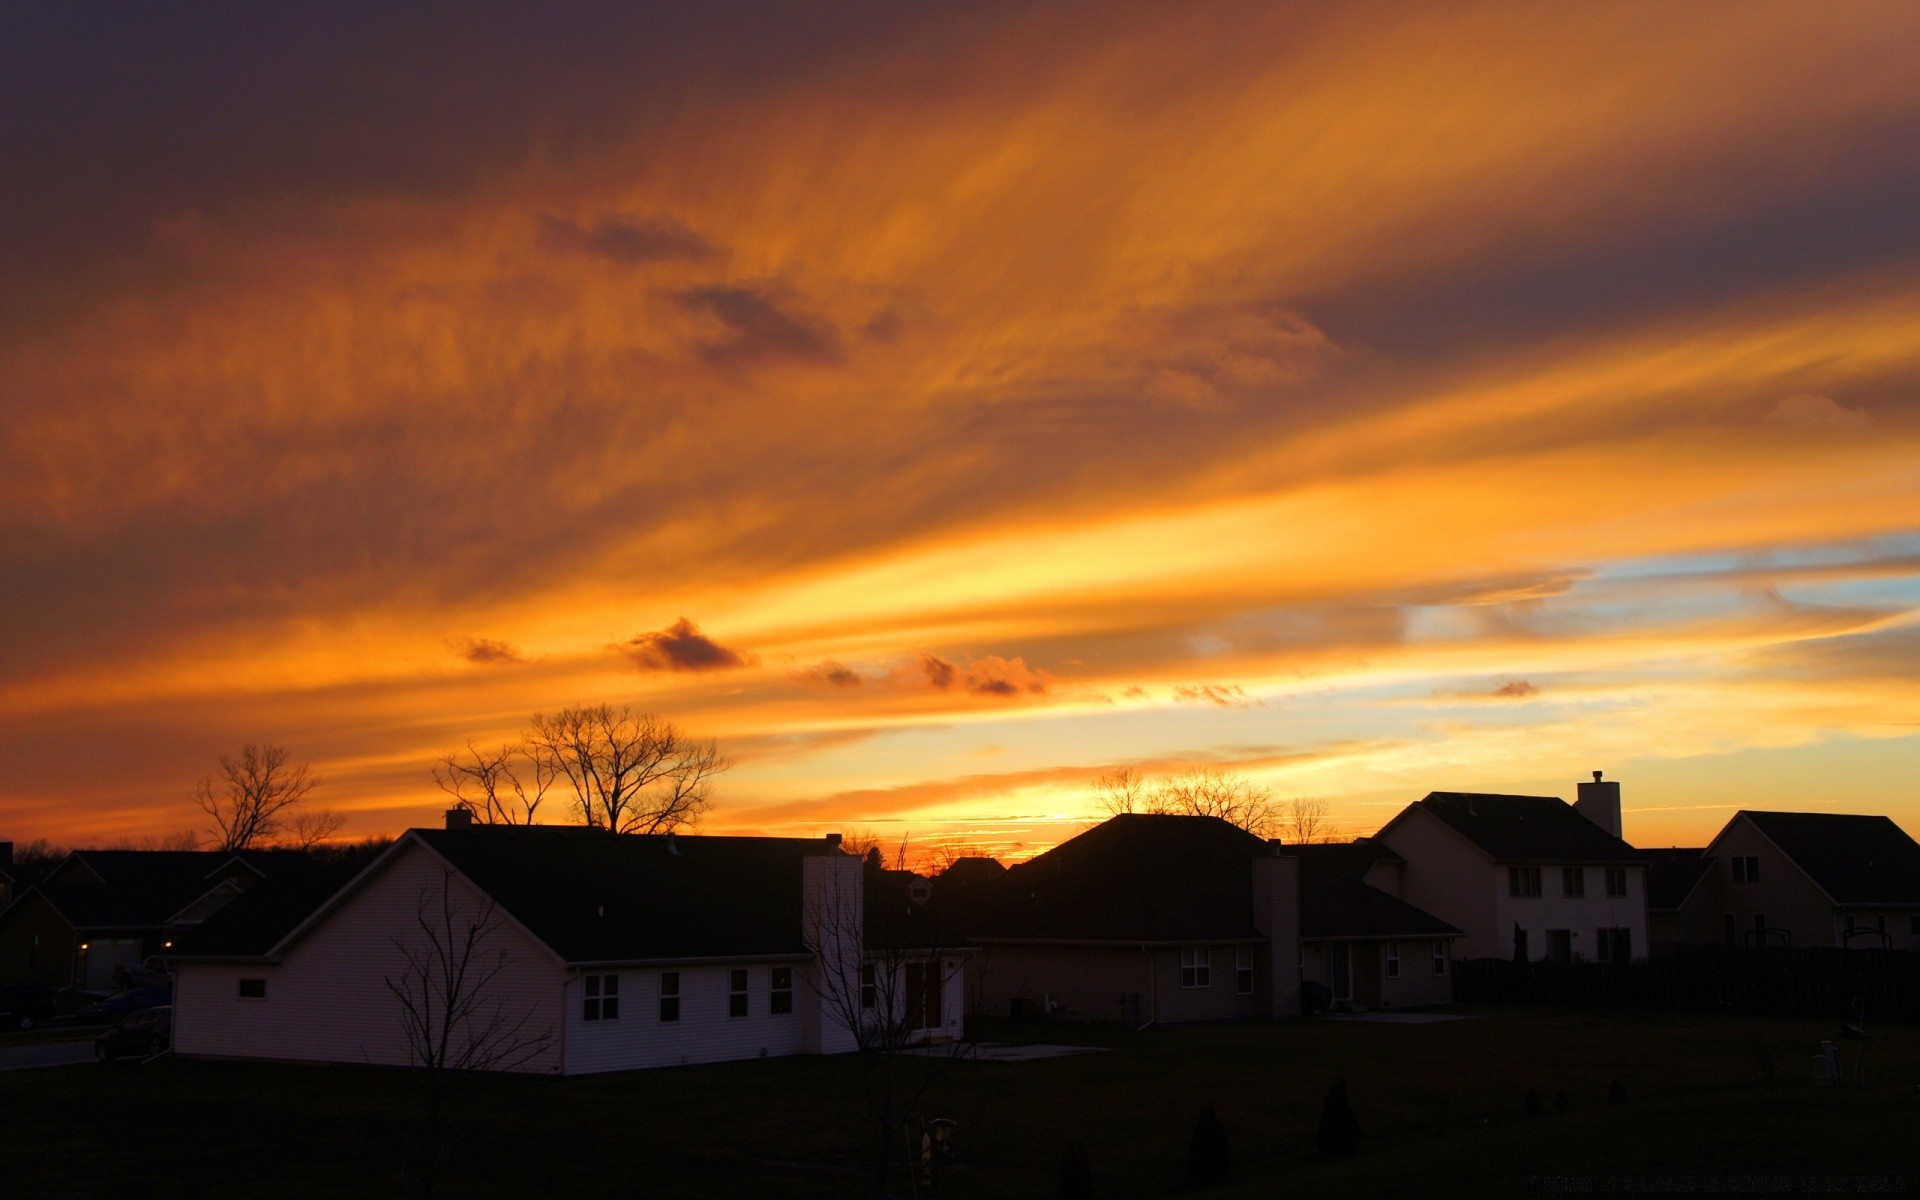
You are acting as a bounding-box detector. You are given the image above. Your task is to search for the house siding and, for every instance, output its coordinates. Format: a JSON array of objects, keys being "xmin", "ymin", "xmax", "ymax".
[
  {"xmin": 1376, "ymin": 809, "xmax": 1501, "ymax": 958},
  {"xmin": 0, "ymin": 894, "xmax": 76, "ymax": 989},
  {"xmin": 173, "ymin": 842, "xmax": 565, "ymax": 1073},
  {"xmin": 1492, "ymin": 865, "xmax": 1648, "ymax": 963},
  {"xmin": 970, "ymin": 944, "xmax": 1153, "ymax": 1023},
  {"xmin": 1706, "ymin": 817, "xmax": 1854, "ymax": 949},
  {"xmin": 563, "ymin": 962, "xmax": 813, "ymax": 1074}
]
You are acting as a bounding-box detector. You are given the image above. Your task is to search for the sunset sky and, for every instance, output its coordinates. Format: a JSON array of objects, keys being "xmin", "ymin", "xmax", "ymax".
[{"xmin": 5, "ymin": 2, "xmax": 1920, "ymax": 861}]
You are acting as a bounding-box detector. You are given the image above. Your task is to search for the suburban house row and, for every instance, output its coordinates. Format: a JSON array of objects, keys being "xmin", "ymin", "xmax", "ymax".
[{"xmin": 3, "ymin": 772, "xmax": 1917, "ymax": 1073}]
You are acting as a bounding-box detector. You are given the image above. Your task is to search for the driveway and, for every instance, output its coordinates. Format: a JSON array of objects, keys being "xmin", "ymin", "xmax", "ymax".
[{"xmin": 0, "ymin": 1037, "xmax": 98, "ymax": 1072}]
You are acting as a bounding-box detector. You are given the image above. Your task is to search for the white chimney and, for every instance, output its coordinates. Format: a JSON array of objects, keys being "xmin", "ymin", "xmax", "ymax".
[{"xmin": 1574, "ymin": 770, "xmax": 1622, "ymax": 839}]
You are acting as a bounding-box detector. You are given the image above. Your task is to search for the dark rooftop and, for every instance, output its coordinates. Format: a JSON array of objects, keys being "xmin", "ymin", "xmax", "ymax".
[
  {"xmin": 20, "ymin": 849, "xmax": 321, "ymax": 930},
  {"xmin": 414, "ymin": 826, "xmax": 843, "ymax": 962},
  {"xmin": 1641, "ymin": 848, "xmax": 1714, "ymax": 912},
  {"xmin": 1736, "ymin": 811, "xmax": 1920, "ymax": 907},
  {"xmin": 168, "ymin": 868, "xmax": 357, "ymax": 957},
  {"xmin": 1287, "ymin": 842, "xmax": 1461, "ymax": 941},
  {"xmin": 1408, "ymin": 792, "xmax": 1642, "ymax": 863},
  {"xmin": 969, "ymin": 814, "xmax": 1272, "ymax": 943}
]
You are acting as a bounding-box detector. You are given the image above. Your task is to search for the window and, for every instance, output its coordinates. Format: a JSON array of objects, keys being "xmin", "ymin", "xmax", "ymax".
[
  {"xmin": 238, "ymin": 978, "xmax": 267, "ymax": 999},
  {"xmin": 659, "ymin": 972, "xmax": 680, "ymax": 1022},
  {"xmin": 1562, "ymin": 868, "xmax": 1585, "ymax": 898},
  {"xmin": 1235, "ymin": 946, "xmax": 1254, "ymax": 994},
  {"xmin": 1179, "ymin": 947, "xmax": 1211, "ymax": 988},
  {"xmin": 1385, "ymin": 942, "xmax": 1401, "ymax": 978},
  {"xmin": 1732, "ymin": 855, "xmax": 1759, "ymax": 883},
  {"xmin": 584, "ymin": 974, "xmax": 619, "ymax": 1021},
  {"xmin": 1508, "ymin": 867, "xmax": 1542, "ymax": 897},
  {"xmin": 1604, "ymin": 867, "xmax": 1628, "ymax": 898},
  {"xmin": 1545, "ymin": 930, "xmax": 1572, "ymax": 963},
  {"xmin": 770, "ymin": 966, "xmax": 793, "ymax": 1015},
  {"xmin": 729, "ymin": 969, "xmax": 748, "ymax": 1018},
  {"xmin": 860, "ymin": 962, "xmax": 877, "ymax": 1010},
  {"xmin": 1432, "ymin": 942, "xmax": 1448, "ymax": 975},
  {"xmin": 1596, "ymin": 928, "xmax": 1631, "ymax": 963}
]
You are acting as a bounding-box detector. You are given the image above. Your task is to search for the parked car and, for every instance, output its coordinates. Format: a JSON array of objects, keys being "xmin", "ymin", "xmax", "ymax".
[
  {"xmin": 95, "ymin": 1006, "xmax": 170, "ymax": 1061},
  {"xmin": 77, "ymin": 987, "xmax": 171, "ymax": 1025},
  {"xmin": 0, "ymin": 982, "xmax": 57, "ymax": 1030}
]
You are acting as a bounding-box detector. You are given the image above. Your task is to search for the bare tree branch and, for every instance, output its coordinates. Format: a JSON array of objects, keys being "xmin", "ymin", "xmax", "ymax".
[
  {"xmin": 523, "ymin": 704, "xmax": 727, "ymax": 834},
  {"xmin": 1284, "ymin": 796, "xmax": 1341, "ymax": 844},
  {"xmin": 1088, "ymin": 766, "xmax": 1279, "ymax": 837},
  {"xmin": 1093, "ymin": 766, "xmax": 1153, "ymax": 817},
  {"xmin": 193, "ymin": 743, "xmax": 319, "ymax": 852},
  {"xmin": 433, "ymin": 741, "xmax": 555, "ymax": 825},
  {"xmin": 286, "ymin": 809, "xmax": 348, "ymax": 852}
]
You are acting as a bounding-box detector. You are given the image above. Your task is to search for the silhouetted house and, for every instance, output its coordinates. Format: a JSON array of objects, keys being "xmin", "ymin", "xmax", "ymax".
[
  {"xmin": 1642, "ymin": 847, "xmax": 1718, "ymax": 953},
  {"xmin": 1372, "ymin": 774, "xmax": 1648, "ymax": 962},
  {"xmin": 861, "ymin": 868, "xmax": 972, "ymax": 1045},
  {"xmin": 1291, "ymin": 840, "xmax": 1462, "ymax": 1008},
  {"xmin": 0, "ymin": 848, "xmax": 317, "ymax": 991},
  {"xmin": 169, "ymin": 820, "xmax": 925, "ymax": 1074},
  {"xmin": 1687, "ymin": 811, "xmax": 1920, "ymax": 950},
  {"xmin": 0, "ymin": 842, "xmax": 13, "ymax": 911},
  {"xmin": 965, "ymin": 814, "xmax": 1302, "ymax": 1024}
]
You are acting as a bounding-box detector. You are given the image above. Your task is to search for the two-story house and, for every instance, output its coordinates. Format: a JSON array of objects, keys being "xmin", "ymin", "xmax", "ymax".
[
  {"xmin": 1690, "ymin": 810, "xmax": 1920, "ymax": 950},
  {"xmin": 1372, "ymin": 773, "xmax": 1649, "ymax": 962}
]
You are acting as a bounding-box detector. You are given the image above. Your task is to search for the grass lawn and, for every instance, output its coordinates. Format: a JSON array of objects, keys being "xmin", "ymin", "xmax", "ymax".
[{"xmin": 3, "ymin": 1006, "xmax": 1915, "ymax": 1198}]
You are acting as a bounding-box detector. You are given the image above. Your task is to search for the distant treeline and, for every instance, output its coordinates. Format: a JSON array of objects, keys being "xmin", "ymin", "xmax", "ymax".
[{"xmin": 1453, "ymin": 945, "xmax": 1920, "ymax": 1024}]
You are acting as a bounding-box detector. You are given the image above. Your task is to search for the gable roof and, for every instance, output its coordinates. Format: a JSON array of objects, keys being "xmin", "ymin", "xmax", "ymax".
[
  {"xmin": 20, "ymin": 849, "xmax": 321, "ymax": 931},
  {"xmin": 411, "ymin": 826, "xmax": 842, "ymax": 962},
  {"xmin": 969, "ymin": 814, "xmax": 1271, "ymax": 943},
  {"xmin": 1641, "ymin": 848, "xmax": 1714, "ymax": 913},
  {"xmin": 1399, "ymin": 792, "xmax": 1642, "ymax": 863},
  {"xmin": 1731, "ymin": 811, "xmax": 1920, "ymax": 907},
  {"xmin": 1287, "ymin": 842, "xmax": 1461, "ymax": 941},
  {"xmin": 168, "ymin": 867, "xmax": 358, "ymax": 957}
]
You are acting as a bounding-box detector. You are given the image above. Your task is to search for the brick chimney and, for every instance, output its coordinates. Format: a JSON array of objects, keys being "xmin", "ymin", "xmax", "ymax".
[
  {"xmin": 444, "ymin": 807, "xmax": 473, "ymax": 831},
  {"xmin": 1574, "ymin": 771, "xmax": 1622, "ymax": 839}
]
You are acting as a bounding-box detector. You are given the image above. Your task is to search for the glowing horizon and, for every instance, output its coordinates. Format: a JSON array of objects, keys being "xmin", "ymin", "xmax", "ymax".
[{"xmin": 5, "ymin": 3, "xmax": 1920, "ymax": 863}]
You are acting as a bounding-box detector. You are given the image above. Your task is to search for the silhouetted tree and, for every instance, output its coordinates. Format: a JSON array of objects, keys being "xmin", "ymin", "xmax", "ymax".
[
  {"xmin": 1317, "ymin": 1080, "xmax": 1360, "ymax": 1157},
  {"xmin": 1060, "ymin": 1140, "xmax": 1094, "ymax": 1200},
  {"xmin": 433, "ymin": 740, "xmax": 557, "ymax": 826},
  {"xmin": 194, "ymin": 743, "xmax": 340, "ymax": 851},
  {"xmin": 386, "ymin": 865, "xmax": 555, "ymax": 1197},
  {"xmin": 1284, "ymin": 796, "xmax": 1341, "ymax": 844},
  {"xmin": 1091, "ymin": 767, "xmax": 1278, "ymax": 837},
  {"xmin": 524, "ymin": 704, "xmax": 726, "ymax": 833},
  {"xmin": 1187, "ymin": 1102, "xmax": 1231, "ymax": 1186}
]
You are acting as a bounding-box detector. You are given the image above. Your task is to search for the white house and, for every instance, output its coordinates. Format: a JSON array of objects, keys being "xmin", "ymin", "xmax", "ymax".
[
  {"xmin": 171, "ymin": 818, "xmax": 964, "ymax": 1075},
  {"xmin": 1372, "ymin": 773, "xmax": 1649, "ymax": 962}
]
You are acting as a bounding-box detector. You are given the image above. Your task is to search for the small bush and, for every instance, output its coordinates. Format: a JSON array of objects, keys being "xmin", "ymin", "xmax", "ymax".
[
  {"xmin": 1317, "ymin": 1080, "xmax": 1360, "ymax": 1158},
  {"xmin": 1187, "ymin": 1102, "xmax": 1230, "ymax": 1186}
]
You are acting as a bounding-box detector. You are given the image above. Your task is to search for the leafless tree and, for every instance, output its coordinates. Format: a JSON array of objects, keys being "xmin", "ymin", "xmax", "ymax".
[
  {"xmin": 803, "ymin": 859, "xmax": 969, "ymax": 1196},
  {"xmin": 1089, "ymin": 766, "xmax": 1279, "ymax": 837},
  {"xmin": 1093, "ymin": 766, "xmax": 1153, "ymax": 817},
  {"xmin": 523, "ymin": 704, "xmax": 727, "ymax": 834},
  {"xmin": 386, "ymin": 866, "xmax": 556, "ymax": 1197},
  {"xmin": 1284, "ymin": 796, "xmax": 1340, "ymax": 844},
  {"xmin": 194, "ymin": 743, "xmax": 321, "ymax": 851},
  {"xmin": 432, "ymin": 741, "xmax": 556, "ymax": 825},
  {"xmin": 286, "ymin": 809, "xmax": 348, "ymax": 851}
]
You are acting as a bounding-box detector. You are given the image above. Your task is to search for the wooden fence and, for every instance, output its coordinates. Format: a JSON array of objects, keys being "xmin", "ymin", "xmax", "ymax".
[{"xmin": 1452, "ymin": 946, "xmax": 1920, "ymax": 1023}]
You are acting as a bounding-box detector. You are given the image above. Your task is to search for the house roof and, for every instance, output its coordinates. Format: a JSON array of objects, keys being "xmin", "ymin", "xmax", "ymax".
[
  {"xmin": 1287, "ymin": 843, "xmax": 1461, "ymax": 941},
  {"xmin": 1733, "ymin": 811, "xmax": 1920, "ymax": 907},
  {"xmin": 411, "ymin": 827, "xmax": 843, "ymax": 962},
  {"xmin": 19, "ymin": 849, "xmax": 320, "ymax": 931},
  {"xmin": 1641, "ymin": 848, "xmax": 1714, "ymax": 912},
  {"xmin": 1403, "ymin": 792, "xmax": 1642, "ymax": 863},
  {"xmin": 168, "ymin": 868, "xmax": 358, "ymax": 957},
  {"xmin": 864, "ymin": 869, "xmax": 971, "ymax": 953},
  {"xmin": 969, "ymin": 814, "xmax": 1272, "ymax": 943}
]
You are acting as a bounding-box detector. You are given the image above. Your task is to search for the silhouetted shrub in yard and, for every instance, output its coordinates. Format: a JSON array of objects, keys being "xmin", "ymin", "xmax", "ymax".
[
  {"xmin": 1059, "ymin": 1140, "xmax": 1093, "ymax": 1200},
  {"xmin": 1186, "ymin": 1102, "xmax": 1230, "ymax": 1186},
  {"xmin": 1525, "ymin": 1089, "xmax": 1543, "ymax": 1118},
  {"xmin": 1317, "ymin": 1079, "xmax": 1360, "ymax": 1158}
]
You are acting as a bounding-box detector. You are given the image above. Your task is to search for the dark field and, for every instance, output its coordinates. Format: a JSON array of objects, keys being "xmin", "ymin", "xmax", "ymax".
[{"xmin": 4, "ymin": 1007, "xmax": 1916, "ymax": 1198}]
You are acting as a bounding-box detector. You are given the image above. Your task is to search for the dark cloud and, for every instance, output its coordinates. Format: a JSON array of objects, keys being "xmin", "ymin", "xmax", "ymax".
[
  {"xmin": 454, "ymin": 636, "xmax": 524, "ymax": 665},
  {"xmin": 796, "ymin": 660, "xmax": 863, "ymax": 687},
  {"xmin": 1435, "ymin": 678, "xmax": 1541, "ymax": 701},
  {"xmin": 538, "ymin": 212, "xmax": 716, "ymax": 264},
  {"xmin": 1173, "ymin": 683, "xmax": 1262, "ymax": 707},
  {"xmin": 677, "ymin": 285, "xmax": 843, "ymax": 367},
  {"xmin": 920, "ymin": 653, "xmax": 959, "ymax": 690},
  {"xmin": 1492, "ymin": 679, "xmax": 1539, "ymax": 699},
  {"xmin": 614, "ymin": 618, "xmax": 752, "ymax": 672}
]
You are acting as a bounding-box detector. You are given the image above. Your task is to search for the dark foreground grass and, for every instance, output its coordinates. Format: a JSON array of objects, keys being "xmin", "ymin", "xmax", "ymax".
[{"xmin": 3, "ymin": 1007, "xmax": 1916, "ymax": 1198}]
